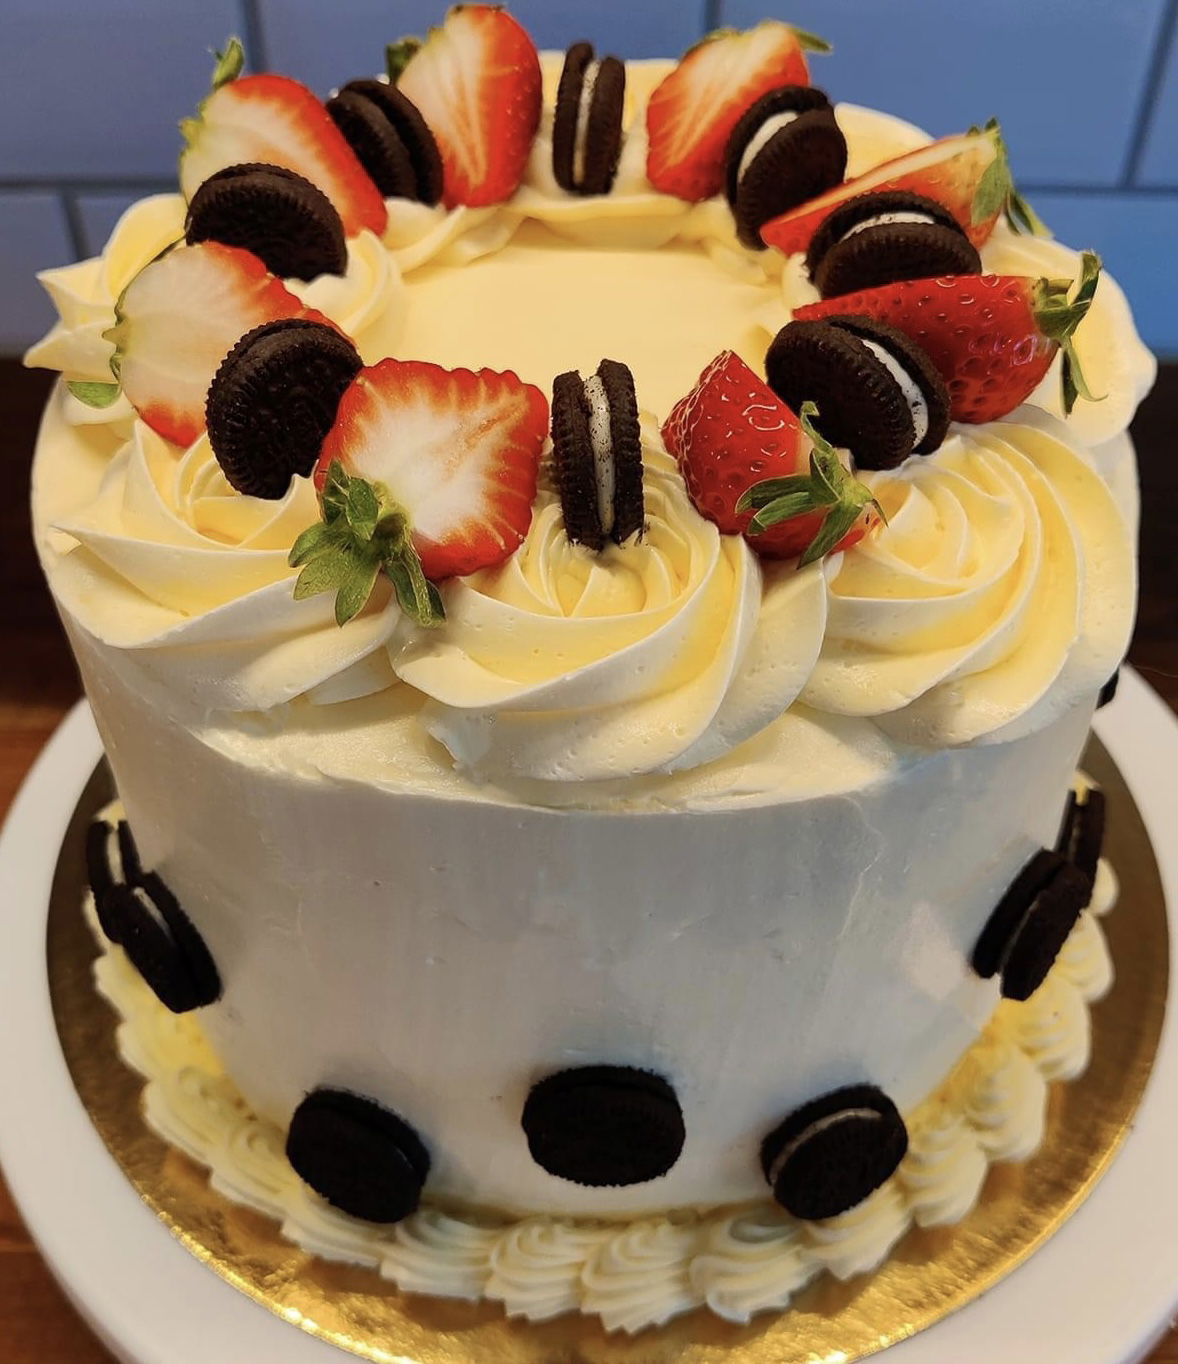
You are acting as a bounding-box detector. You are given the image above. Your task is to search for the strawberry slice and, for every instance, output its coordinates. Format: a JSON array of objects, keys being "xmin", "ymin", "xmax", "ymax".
[
  {"xmin": 105, "ymin": 242, "xmax": 315, "ymax": 447},
  {"xmin": 761, "ymin": 119, "xmax": 1042, "ymax": 255},
  {"xmin": 664, "ymin": 350, "xmax": 879, "ymax": 564},
  {"xmin": 180, "ymin": 39, "xmax": 387, "ymax": 237},
  {"xmin": 646, "ymin": 22, "xmax": 830, "ymax": 203},
  {"xmin": 290, "ymin": 359, "xmax": 548, "ymax": 625},
  {"xmin": 794, "ymin": 251, "xmax": 1102, "ymax": 423},
  {"xmin": 397, "ymin": 5, "xmax": 542, "ymax": 208}
]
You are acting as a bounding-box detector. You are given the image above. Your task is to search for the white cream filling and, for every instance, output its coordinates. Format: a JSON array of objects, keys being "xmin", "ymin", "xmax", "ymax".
[
  {"xmin": 131, "ymin": 884, "xmax": 170, "ymax": 938},
  {"xmin": 738, "ymin": 110, "xmax": 801, "ymax": 183},
  {"xmin": 767, "ymin": 1108, "xmax": 883, "ymax": 1187},
  {"xmin": 583, "ymin": 372, "xmax": 615, "ymax": 535},
  {"xmin": 572, "ymin": 60, "xmax": 601, "ymax": 188},
  {"xmin": 840, "ymin": 210, "xmax": 940, "ymax": 242},
  {"xmin": 861, "ymin": 337, "xmax": 930, "ymax": 446}
]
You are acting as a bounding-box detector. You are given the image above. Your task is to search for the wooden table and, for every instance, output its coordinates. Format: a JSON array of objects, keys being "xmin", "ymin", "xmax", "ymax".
[{"xmin": 2, "ymin": 356, "xmax": 1175, "ymax": 1361}]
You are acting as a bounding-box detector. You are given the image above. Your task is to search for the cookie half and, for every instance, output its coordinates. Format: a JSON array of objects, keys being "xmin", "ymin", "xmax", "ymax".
[
  {"xmin": 551, "ymin": 358, "xmax": 644, "ymax": 549},
  {"xmin": 552, "ymin": 43, "xmax": 627, "ymax": 195},
  {"xmin": 104, "ymin": 871, "xmax": 222, "ymax": 1014},
  {"xmin": 185, "ymin": 162, "xmax": 347, "ymax": 281},
  {"xmin": 86, "ymin": 816, "xmax": 143, "ymax": 945},
  {"xmin": 1056, "ymin": 785, "xmax": 1106, "ymax": 888},
  {"xmin": 206, "ymin": 318, "xmax": 363, "ymax": 499},
  {"xmin": 339, "ymin": 79, "xmax": 444, "ymax": 206},
  {"xmin": 765, "ymin": 315, "xmax": 949, "ymax": 468},
  {"xmin": 725, "ymin": 86, "xmax": 847, "ymax": 250},
  {"xmin": 805, "ymin": 189, "xmax": 981, "ymax": 298}
]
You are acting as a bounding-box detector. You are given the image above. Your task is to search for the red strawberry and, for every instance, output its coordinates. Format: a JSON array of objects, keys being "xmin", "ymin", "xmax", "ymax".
[
  {"xmin": 794, "ymin": 251, "xmax": 1102, "ymax": 422},
  {"xmin": 664, "ymin": 351, "xmax": 879, "ymax": 564},
  {"xmin": 180, "ymin": 39, "xmax": 387, "ymax": 237},
  {"xmin": 291, "ymin": 359, "xmax": 549, "ymax": 625},
  {"xmin": 761, "ymin": 119, "xmax": 1042, "ymax": 255},
  {"xmin": 397, "ymin": 6, "xmax": 542, "ymax": 208},
  {"xmin": 106, "ymin": 242, "xmax": 317, "ymax": 447},
  {"xmin": 646, "ymin": 22, "xmax": 830, "ymax": 202}
]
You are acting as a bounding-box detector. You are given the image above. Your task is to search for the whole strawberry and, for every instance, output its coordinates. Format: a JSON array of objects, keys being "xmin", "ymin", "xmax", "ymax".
[
  {"xmin": 663, "ymin": 351, "xmax": 879, "ymax": 564},
  {"xmin": 795, "ymin": 251, "xmax": 1101, "ymax": 421}
]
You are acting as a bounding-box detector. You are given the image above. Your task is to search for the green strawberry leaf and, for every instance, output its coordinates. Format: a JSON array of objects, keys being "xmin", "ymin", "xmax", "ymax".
[
  {"xmin": 1033, "ymin": 250, "xmax": 1104, "ymax": 414},
  {"xmin": 386, "ymin": 38, "xmax": 422, "ymax": 82},
  {"xmin": 792, "ymin": 26, "xmax": 833, "ymax": 53},
  {"xmin": 748, "ymin": 488, "xmax": 824, "ymax": 532},
  {"xmin": 799, "ymin": 499, "xmax": 865, "ymax": 567},
  {"xmin": 385, "ymin": 555, "xmax": 445, "ymax": 628},
  {"xmin": 66, "ymin": 379, "xmax": 121, "ymax": 409},
  {"xmin": 211, "ymin": 37, "xmax": 245, "ymax": 90},
  {"xmin": 334, "ymin": 557, "xmax": 382, "ymax": 627}
]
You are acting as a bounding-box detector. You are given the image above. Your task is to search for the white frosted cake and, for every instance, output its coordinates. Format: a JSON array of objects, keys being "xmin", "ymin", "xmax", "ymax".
[{"xmin": 27, "ymin": 5, "xmax": 1154, "ymax": 1334}]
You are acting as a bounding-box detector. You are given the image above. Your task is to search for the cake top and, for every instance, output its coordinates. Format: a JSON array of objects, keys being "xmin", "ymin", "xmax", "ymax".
[{"xmin": 27, "ymin": 7, "xmax": 1153, "ymax": 803}]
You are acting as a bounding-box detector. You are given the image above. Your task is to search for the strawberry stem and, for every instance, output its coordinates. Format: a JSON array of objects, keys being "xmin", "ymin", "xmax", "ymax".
[
  {"xmin": 66, "ymin": 379, "xmax": 121, "ymax": 409},
  {"xmin": 791, "ymin": 26, "xmax": 832, "ymax": 53},
  {"xmin": 210, "ymin": 37, "xmax": 245, "ymax": 91},
  {"xmin": 386, "ymin": 38, "xmax": 421, "ymax": 82},
  {"xmin": 971, "ymin": 119, "xmax": 1048, "ymax": 237},
  {"xmin": 1033, "ymin": 250, "xmax": 1103, "ymax": 414},
  {"xmin": 736, "ymin": 403, "xmax": 883, "ymax": 567},
  {"xmin": 289, "ymin": 461, "xmax": 445, "ymax": 628}
]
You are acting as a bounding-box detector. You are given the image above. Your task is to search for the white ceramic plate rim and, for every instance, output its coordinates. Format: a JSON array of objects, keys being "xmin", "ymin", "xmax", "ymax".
[{"xmin": 0, "ymin": 671, "xmax": 1175, "ymax": 1364}]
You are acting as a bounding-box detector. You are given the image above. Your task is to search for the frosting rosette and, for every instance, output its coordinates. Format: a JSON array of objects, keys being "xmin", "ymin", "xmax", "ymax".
[
  {"xmin": 802, "ymin": 416, "xmax": 1135, "ymax": 746},
  {"xmin": 394, "ymin": 420, "xmax": 827, "ymax": 782}
]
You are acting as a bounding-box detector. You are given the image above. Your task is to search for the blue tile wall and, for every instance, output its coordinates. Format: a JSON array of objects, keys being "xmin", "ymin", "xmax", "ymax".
[{"xmin": 3, "ymin": 0, "xmax": 1178, "ymax": 355}]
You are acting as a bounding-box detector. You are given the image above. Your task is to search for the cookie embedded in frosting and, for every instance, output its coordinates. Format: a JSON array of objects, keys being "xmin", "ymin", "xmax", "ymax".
[
  {"xmin": 552, "ymin": 43, "xmax": 626, "ymax": 196},
  {"xmin": 522, "ymin": 1065, "xmax": 685, "ymax": 1187},
  {"xmin": 86, "ymin": 816, "xmax": 143, "ymax": 945},
  {"xmin": 805, "ymin": 189, "xmax": 981, "ymax": 298},
  {"xmin": 552, "ymin": 358, "xmax": 644, "ymax": 550},
  {"xmin": 765, "ymin": 316, "xmax": 949, "ymax": 468},
  {"xmin": 207, "ymin": 318, "xmax": 363, "ymax": 499},
  {"xmin": 1056, "ymin": 785, "xmax": 1106, "ymax": 889},
  {"xmin": 724, "ymin": 86, "xmax": 847, "ymax": 250},
  {"xmin": 760, "ymin": 1083, "xmax": 908, "ymax": 1220},
  {"xmin": 328, "ymin": 80, "xmax": 444, "ymax": 205},
  {"xmin": 185, "ymin": 162, "xmax": 348, "ymax": 282},
  {"xmin": 104, "ymin": 871, "xmax": 222, "ymax": 1014},
  {"xmin": 286, "ymin": 1087, "xmax": 431, "ymax": 1223}
]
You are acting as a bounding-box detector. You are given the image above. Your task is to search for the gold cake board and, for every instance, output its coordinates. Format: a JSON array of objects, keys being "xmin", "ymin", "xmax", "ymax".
[{"xmin": 46, "ymin": 737, "xmax": 1168, "ymax": 1364}]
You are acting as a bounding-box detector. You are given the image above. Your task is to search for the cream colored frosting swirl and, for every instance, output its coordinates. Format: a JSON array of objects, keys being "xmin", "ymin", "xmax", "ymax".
[
  {"xmin": 804, "ymin": 417, "xmax": 1135, "ymax": 746},
  {"xmin": 579, "ymin": 1220, "xmax": 703, "ymax": 1333},
  {"xmin": 394, "ymin": 420, "xmax": 827, "ymax": 782},
  {"xmin": 485, "ymin": 1219, "xmax": 614, "ymax": 1321},
  {"xmin": 690, "ymin": 1209, "xmax": 815, "ymax": 1321},
  {"xmin": 898, "ymin": 1100, "xmax": 988, "ymax": 1228}
]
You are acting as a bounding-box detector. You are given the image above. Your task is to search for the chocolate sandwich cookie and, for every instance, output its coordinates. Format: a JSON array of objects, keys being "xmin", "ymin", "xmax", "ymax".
[
  {"xmin": 207, "ymin": 318, "xmax": 363, "ymax": 499},
  {"xmin": 972, "ymin": 847, "xmax": 1091, "ymax": 1001},
  {"xmin": 1056, "ymin": 785, "xmax": 1106, "ymax": 888},
  {"xmin": 86, "ymin": 816, "xmax": 143, "ymax": 945},
  {"xmin": 805, "ymin": 189, "xmax": 981, "ymax": 298},
  {"xmin": 765, "ymin": 315, "xmax": 949, "ymax": 468},
  {"xmin": 185, "ymin": 163, "xmax": 347, "ymax": 282},
  {"xmin": 551, "ymin": 358, "xmax": 644, "ymax": 550},
  {"xmin": 286, "ymin": 1088, "xmax": 431, "ymax": 1223},
  {"xmin": 522, "ymin": 1065, "xmax": 685, "ymax": 1187},
  {"xmin": 329, "ymin": 79, "xmax": 443, "ymax": 205},
  {"xmin": 552, "ymin": 43, "xmax": 626, "ymax": 196},
  {"xmin": 104, "ymin": 871, "xmax": 222, "ymax": 1014},
  {"xmin": 725, "ymin": 86, "xmax": 847, "ymax": 250},
  {"xmin": 761, "ymin": 1084, "xmax": 908, "ymax": 1221},
  {"xmin": 1097, "ymin": 669, "xmax": 1120, "ymax": 709}
]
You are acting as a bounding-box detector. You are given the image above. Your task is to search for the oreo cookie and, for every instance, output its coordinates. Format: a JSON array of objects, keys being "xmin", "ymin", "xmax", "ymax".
[
  {"xmin": 552, "ymin": 43, "xmax": 627, "ymax": 196},
  {"xmin": 805, "ymin": 189, "xmax": 981, "ymax": 298},
  {"xmin": 104, "ymin": 871, "xmax": 222, "ymax": 1014},
  {"xmin": 206, "ymin": 318, "xmax": 363, "ymax": 499},
  {"xmin": 971, "ymin": 847, "xmax": 1091, "ymax": 1001},
  {"xmin": 185, "ymin": 163, "xmax": 347, "ymax": 282},
  {"xmin": 522, "ymin": 1065, "xmax": 685, "ymax": 1187},
  {"xmin": 86, "ymin": 816, "xmax": 143, "ymax": 945},
  {"xmin": 330, "ymin": 79, "xmax": 443, "ymax": 206},
  {"xmin": 1056, "ymin": 785, "xmax": 1106, "ymax": 888},
  {"xmin": 725, "ymin": 87, "xmax": 847, "ymax": 250},
  {"xmin": 761, "ymin": 1084, "xmax": 908, "ymax": 1221},
  {"xmin": 551, "ymin": 358, "xmax": 644, "ymax": 550},
  {"xmin": 765, "ymin": 316, "xmax": 949, "ymax": 469},
  {"xmin": 286, "ymin": 1088, "xmax": 430, "ymax": 1223}
]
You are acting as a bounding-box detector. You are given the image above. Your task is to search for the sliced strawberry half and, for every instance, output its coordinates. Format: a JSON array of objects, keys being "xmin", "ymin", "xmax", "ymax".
[
  {"xmin": 290, "ymin": 359, "xmax": 549, "ymax": 626},
  {"xmin": 105, "ymin": 241, "xmax": 317, "ymax": 447},
  {"xmin": 646, "ymin": 22, "xmax": 830, "ymax": 203},
  {"xmin": 761, "ymin": 119, "xmax": 1043, "ymax": 255},
  {"xmin": 794, "ymin": 251, "xmax": 1102, "ymax": 422},
  {"xmin": 663, "ymin": 350, "xmax": 879, "ymax": 564},
  {"xmin": 180, "ymin": 38, "xmax": 387, "ymax": 237},
  {"xmin": 397, "ymin": 5, "xmax": 542, "ymax": 208}
]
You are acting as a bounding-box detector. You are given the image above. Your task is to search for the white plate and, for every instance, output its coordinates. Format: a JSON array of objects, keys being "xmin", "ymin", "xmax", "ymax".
[{"xmin": 1, "ymin": 673, "xmax": 1176, "ymax": 1364}]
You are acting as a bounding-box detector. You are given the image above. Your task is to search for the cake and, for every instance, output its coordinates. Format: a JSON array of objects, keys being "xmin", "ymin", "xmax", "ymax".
[{"xmin": 26, "ymin": 6, "xmax": 1155, "ymax": 1337}]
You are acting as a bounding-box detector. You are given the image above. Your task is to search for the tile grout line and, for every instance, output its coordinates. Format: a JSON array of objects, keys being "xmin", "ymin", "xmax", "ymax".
[
  {"xmin": 703, "ymin": 0, "xmax": 723, "ymax": 37},
  {"xmin": 239, "ymin": 0, "xmax": 269, "ymax": 71},
  {"xmin": 1123, "ymin": 0, "xmax": 1178, "ymax": 187},
  {"xmin": 58, "ymin": 190, "xmax": 87, "ymax": 264}
]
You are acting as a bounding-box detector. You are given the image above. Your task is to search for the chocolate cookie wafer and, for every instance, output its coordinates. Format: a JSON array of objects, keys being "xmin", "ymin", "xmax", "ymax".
[{"xmin": 553, "ymin": 42, "xmax": 627, "ymax": 195}]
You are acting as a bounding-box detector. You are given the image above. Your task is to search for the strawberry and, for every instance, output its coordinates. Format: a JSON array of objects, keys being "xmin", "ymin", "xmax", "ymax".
[
  {"xmin": 663, "ymin": 351, "xmax": 879, "ymax": 564},
  {"xmin": 646, "ymin": 21, "xmax": 830, "ymax": 202},
  {"xmin": 794, "ymin": 251, "xmax": 1102, "ymax": 422},
  {"xmin": 397, "ymin": 6, "xmax": 542, "ymax": 208},
  {"xmin": 105, "ymin": 242, "xmax": 316, "ymax": 447},
  {"xmin": 761, "ymin": 119, "xmax": 1043, "ymax": 255},
  {"xmin": 290, "ymin": 359, "xmax": 549, "ymax": 626},
  {"xmin": 180, "ymin": 39, "xmax": 387, "ymax": 237}
]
